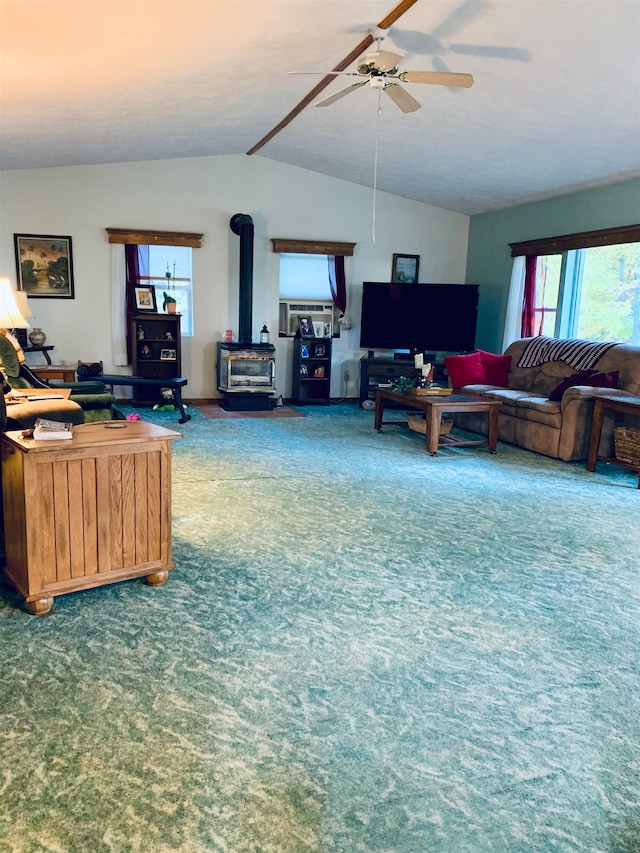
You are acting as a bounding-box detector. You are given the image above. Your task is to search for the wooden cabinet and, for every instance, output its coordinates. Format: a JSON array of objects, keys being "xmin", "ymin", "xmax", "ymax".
[
  {"xmin": 132, "ymin": 313, "xmax": 181, "ymax": 404},
  {"xmin": 292, "ymin": 334, "xmax": 332, "ymax": 405},
  {"xmin": 1, "ymin": 421, "xmax": 181, "ymax": 614}
]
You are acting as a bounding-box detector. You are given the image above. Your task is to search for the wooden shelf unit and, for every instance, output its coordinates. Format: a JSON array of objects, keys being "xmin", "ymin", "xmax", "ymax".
[
  {"xmin": 292, "ymin": 334, "xmax": 332, "ymax": 405},
  {"xmin": 132, "ymin": 313, "xmax": 181, "ymax": 404}
]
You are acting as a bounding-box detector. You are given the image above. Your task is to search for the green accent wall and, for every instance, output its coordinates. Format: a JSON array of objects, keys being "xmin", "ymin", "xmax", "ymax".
[{"xmin": 465, "ymin": 178, "xmax": 640, "ymax": 353}]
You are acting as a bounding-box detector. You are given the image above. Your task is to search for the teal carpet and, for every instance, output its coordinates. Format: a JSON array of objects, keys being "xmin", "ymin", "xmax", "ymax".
[{"xmin": 1, "ymin": 403, "xmax": 638, "ymax": 852}]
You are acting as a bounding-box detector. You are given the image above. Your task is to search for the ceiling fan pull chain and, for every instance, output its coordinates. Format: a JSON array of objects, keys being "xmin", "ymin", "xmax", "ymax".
[{"xmin": 372, "ymin": 90, "xmax": 382, "ymax": 243}]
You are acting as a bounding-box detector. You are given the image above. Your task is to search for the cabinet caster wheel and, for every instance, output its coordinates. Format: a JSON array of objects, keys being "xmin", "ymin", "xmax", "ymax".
[
  {"xmin": 145, "ymin": 571, "xmax": 169, "ymax": 587},
  {"xmin": 26, "ymin": 597, "xmax": 54, "ymax": 616}
]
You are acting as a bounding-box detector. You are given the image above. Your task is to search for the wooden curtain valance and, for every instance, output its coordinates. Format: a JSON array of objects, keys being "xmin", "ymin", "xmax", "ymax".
[
  {"xmin": 106, "ymin": 228, "xmax": 204, "ymax": 248},
  {"xmin": 271, "ymin": 239, "xmax": 356, "ymax": 256},
  {"xmin": 510, "ymin": 224, "xmax": 640, "ymax": 257}
]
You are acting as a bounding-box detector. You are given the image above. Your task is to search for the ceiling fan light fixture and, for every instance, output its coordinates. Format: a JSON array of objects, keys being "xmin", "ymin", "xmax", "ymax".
[{"xmin": 369, "ymin": 77, "xmax": 385, "ymax": 89}]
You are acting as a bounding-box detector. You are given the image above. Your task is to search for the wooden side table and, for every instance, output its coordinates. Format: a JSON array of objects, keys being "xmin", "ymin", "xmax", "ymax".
[
  {"xmin": 587, "ymin": 395, "xmax": 640, "ymax": 488},
  {"xmin": 23, "ymin": 345, "xmax": 55, "ymax": 365},
  {"xmin": 1, "ymin": 420, "xmax": 181, "ymax": 614},
  {"xmin": 30, "ymin": 365, "xmax": 77, "ymax": 383}
]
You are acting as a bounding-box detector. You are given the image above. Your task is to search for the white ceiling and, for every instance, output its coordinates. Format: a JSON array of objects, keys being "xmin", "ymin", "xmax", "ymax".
[{"xmin": 1, "ymin": 0, "xmax": 639, "ymax": 215}]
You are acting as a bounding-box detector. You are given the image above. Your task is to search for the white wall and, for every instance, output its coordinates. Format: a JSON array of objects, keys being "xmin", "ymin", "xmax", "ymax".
[{"xmin": 0, "ymin": 155, "xmax": 469, "ymax": 399}]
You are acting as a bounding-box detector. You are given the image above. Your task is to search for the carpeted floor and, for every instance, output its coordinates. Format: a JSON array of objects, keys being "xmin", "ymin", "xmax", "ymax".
[{"xmin": 0, "ymin": 403, "xmax": 638, "ymax": 852}]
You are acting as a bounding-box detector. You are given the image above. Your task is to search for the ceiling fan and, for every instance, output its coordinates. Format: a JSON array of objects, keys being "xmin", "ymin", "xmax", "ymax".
[{"xmin": 289, "ymin": 33, "xmax": 474, "ymax": 114}]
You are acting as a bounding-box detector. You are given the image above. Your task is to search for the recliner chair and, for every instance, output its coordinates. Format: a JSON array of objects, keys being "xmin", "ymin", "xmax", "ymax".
[{"xmin": 0, "ymin": 331, "xmax": 119, "ymax": 428}]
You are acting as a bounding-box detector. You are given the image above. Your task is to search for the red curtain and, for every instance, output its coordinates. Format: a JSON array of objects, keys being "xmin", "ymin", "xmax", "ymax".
[
  {"xmin": 521, "ymin": 255, "xmax": 538, "ymax": 337},
  {"xmin": 328, "ymin": 255, "xmax": 347, "ymax": 315}
]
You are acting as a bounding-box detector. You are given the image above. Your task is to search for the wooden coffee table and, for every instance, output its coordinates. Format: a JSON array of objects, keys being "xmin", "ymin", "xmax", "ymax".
[{"xmin": 375, "ymin": 387, "xmax": 503, "ymax": 456}]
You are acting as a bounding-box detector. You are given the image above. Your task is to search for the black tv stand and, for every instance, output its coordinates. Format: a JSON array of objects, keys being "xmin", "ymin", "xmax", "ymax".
[{"xmin": 359, "ymin": 354, "xmax": 446, "ymax": 407}]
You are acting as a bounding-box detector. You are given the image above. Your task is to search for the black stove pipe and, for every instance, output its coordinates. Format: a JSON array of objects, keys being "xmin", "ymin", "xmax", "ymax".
[{"xmin": 230, "ymin": 213, "xmax": 254, "ymax": 345}]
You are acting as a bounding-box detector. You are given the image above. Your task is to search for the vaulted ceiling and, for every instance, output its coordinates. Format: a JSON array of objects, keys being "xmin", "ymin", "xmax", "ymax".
[{"xmin": 1, "ymin": 0, "xmax": 639, "ymax": 214}]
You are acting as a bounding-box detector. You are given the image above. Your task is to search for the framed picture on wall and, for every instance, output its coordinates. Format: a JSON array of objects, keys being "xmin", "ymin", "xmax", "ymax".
[
  {"xmin": 135, "ymin": 285, "xmax": 157, "ymax": 312},
  {"xmin": 391, "ymin": 253, "xmax": 420, "ymax": 283},
  {"xmin": 14, "ymin": 233, "xmax": 75, "ymax": 298},
  {"xmin": 160, "ymin": 348, "xmax": 177, "ymax": 361}
]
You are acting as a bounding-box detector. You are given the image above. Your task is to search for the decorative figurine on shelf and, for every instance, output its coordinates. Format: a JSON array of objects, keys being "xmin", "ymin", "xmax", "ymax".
[
  {"xmin": 260, "ymin": 323, "xmax": 270, "ymax": 344},
  {"xmin": 165, "ymin": 331, "xmax": 174, "ymax": 340},
  {"xmin": 137, "ymin": 325, "xmax": 144, "ymax": 340}
]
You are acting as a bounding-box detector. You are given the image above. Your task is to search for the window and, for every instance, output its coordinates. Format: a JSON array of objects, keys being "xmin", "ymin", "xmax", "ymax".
[
  {"xmin": 509, "ymin": 225, "xmax": 640, "ymax": 346},
  {"xmin": 278, "ymin": 253, "xmax": 332, "ymax": 300},
  {"xmin": 138, "ymin": 245, "xmax": 193, "ymax": 336},
  {"xmin": 533, "ymin": 243, "xmax": 639, "ymax": 343}
]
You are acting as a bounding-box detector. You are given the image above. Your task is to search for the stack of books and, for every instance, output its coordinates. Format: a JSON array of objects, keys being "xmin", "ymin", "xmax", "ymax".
[{"xmin": 33, "ymin": 418, "xmax": 75, "ymax": 440}]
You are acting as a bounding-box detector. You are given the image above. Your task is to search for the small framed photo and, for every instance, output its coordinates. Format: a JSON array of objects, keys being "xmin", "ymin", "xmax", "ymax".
[
  {"xmin": 300, "ymin": 344, "xmax": 309, "ymax": 359},
  {"xmin": 314, "ymin": 365, "xmax": 325, "ymax": 378},
  {"xmin": 315, "ymin": 343, "xmax": 325, "ymax": 357},
  {"xmin": 160, "ymin": 348, "xmax": 176, "ymax": 361},
  {"xmin": 324, "ymin": 322, "xmax": 332, "ymax": 338},
  {"xmin": 14, "ymin": 233, "xmax": 75, "ymax": 298},
  {"xmin": 299, "ymin": 317, "xmax": 315, "ymax": 337},
  {"xmin": 300, "ymin": 363, "xmax": 309, "ymax": 375},
  {"xmin": 135, "ymin": 285, "xmax": 157, "ymax": 312},
  {"xmin": 391, "ymin": 253, "xmax": 420, "ymax": 283},
  {"xmin": 313, "ymin": 321, "xmax": 323, "ymax": 338}
]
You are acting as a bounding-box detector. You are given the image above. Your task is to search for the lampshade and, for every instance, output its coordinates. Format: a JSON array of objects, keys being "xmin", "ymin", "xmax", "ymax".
[
  {"xmin": 0, "ymin": 277, "xmax": 29, "ymax": 328},
  {"xmin": 13, "ymin": 289, "xmax": 34, "ymax": 321}
]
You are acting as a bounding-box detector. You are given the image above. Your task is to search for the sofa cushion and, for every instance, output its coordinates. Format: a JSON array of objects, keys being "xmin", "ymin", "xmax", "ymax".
[
  {"xmin": 444, "ymin": 352, "xmax": 486, "ymax": 386},
  {"xmin": 477, "ymin": 350, "xmax": 512, "ymax": 386},
  {"xmin": 548, "ymin": 369, "xmax": 619, "ymax": 401},
  {"xmin": 515, "ymin": 395, "xmax": 563, "ymax": 427}
]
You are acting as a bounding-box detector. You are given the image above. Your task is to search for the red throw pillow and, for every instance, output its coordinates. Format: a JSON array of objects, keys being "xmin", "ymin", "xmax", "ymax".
[
  {"xmin": 549, "ymin": 369, "xmax": 618, "ymax": 401},
  {"xmin": 444, "ymin": 352, "xmax": 487, "ymax": 387},
  {"xmin": 477, "ymin": 350, "xmax": 512, "ymax": 386}
]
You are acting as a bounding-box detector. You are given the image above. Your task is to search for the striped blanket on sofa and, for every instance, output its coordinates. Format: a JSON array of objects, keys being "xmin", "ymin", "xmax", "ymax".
[{"xmin": 516, "ymin": 336, "xmax": 617, "ymax": 371}]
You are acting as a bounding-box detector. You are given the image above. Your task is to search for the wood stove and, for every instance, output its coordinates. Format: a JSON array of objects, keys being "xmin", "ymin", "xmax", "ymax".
[{"xmin": 217, "ymin": 214, "xmax": 276, "ymax": 411}]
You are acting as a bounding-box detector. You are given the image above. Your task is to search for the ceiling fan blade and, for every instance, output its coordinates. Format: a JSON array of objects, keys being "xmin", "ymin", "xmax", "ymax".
[
  {"xmin": 449, "ymin": 43, "xmax": 532, "ymax": 61},
  {"xmin": 315, "ymin": 81, "xmax": 368, "ymax": 108},
  {"xmin": 383, "ymin": 83, "xmax": 421, "ymax": 113},
  {"xmin": 402, "ymin": 70, "xmax": 474, "ymax": 88},
  {"xmin": 288, "ymin": 71, "xmax": 358, "ymax": 77}
]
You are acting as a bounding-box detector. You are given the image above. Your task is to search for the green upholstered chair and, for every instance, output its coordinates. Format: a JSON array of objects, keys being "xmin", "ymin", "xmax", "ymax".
[{"xmin": 0, "ymin": 332, "xmax": 118, "ymax": 426}]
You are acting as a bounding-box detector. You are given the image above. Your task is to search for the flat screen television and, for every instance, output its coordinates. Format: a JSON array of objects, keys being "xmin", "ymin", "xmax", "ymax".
[{"xmin": 359, "ymin": 282, "xmax": 479, "ymax": 354}]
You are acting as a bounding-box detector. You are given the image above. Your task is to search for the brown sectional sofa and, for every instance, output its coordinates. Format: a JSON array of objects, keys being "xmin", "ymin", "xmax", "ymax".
[{"xmin": 452, "ymin": 337, "xmax": 640, "ymax": 461}]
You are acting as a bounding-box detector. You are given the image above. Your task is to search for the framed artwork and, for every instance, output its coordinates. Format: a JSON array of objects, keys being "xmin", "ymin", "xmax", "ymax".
[
  {"xmin": 313, "ymin": 321, "xmax": 323, "ymax": 338},
  {"xmin": 391, "ymin": 253, "xmax": 420, "ymax": 283},
  {"xmin": 14, "ymin": 233, "xmax": 75, "ymax": 298},
  {"xmin": 134, "ymin": 285, "xmax": 157, "ymax": 312},
  {"xmin": 300, "ymin": 344, "xmax": 309, "ymax": 359},
  {"xmin": 314, "ymin": 365, "xmax": 325, "ymax": 378},
  {"xmin": 299, "ymin": 317, "xmax": 315, "ymax": 337},
  {"xmin": 160, "ymin": 348, "xmax": 177, "ymax": 361}
]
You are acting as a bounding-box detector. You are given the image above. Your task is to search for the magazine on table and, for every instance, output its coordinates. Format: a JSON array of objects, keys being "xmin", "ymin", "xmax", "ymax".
[{"xmin": 33, "ymin": 417, "xmax": 75, "ymax": 440}]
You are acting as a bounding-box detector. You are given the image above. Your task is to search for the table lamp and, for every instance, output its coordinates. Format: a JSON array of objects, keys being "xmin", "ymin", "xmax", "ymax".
[
  {"xmin": 11, "ymin": 288, "xmax": 34, "ymax": 348},
  {"xmin": 0, "ymin": 277, "xmax": 29, "ymax": 331}
]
